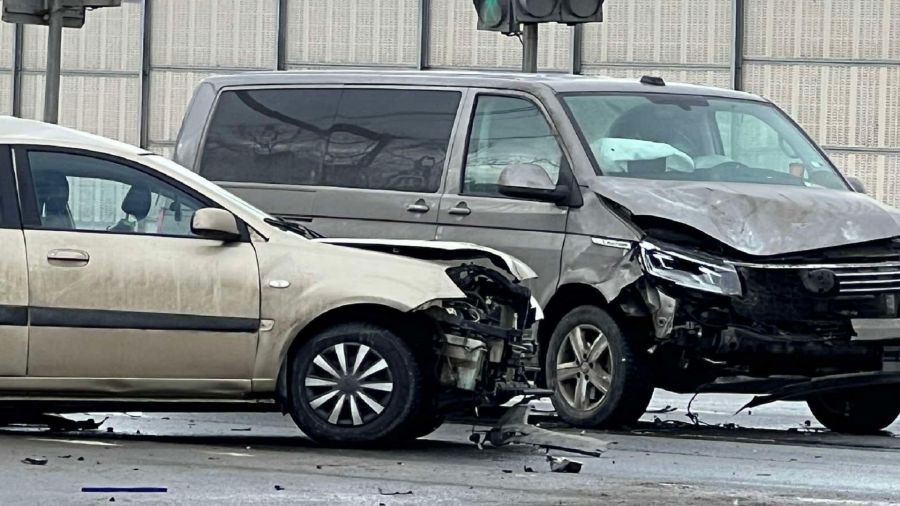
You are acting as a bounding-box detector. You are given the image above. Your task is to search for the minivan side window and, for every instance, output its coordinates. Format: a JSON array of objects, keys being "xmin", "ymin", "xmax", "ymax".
[
  {"xmin": 463, "ymin": 95, "xmax": 563, "ymax": 196},
  {"xmin": 200, "ymin": 88, "xmax": 461, "ymax": 193}
]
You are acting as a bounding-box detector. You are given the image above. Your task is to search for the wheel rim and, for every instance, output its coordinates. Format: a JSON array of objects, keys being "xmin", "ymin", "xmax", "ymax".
[
  {"xmin": 304, "ymin": 343, "xmax": 393, "ymax": 427},
  {"xmin": 555, "ymin": 324, "xmax": 613, "ymax": 412}
]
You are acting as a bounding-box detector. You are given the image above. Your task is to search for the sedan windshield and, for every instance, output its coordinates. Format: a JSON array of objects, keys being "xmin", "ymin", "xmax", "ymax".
[{"xmin": 563, "ymin": 93, "xmax": 848, "ymax": 190}]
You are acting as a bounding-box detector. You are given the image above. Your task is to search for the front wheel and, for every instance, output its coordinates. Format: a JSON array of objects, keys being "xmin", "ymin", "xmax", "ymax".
[
  {"xmin": 807, "ymin": 389, "xmax": 900, "ymax": 434},
  {"xmin": 288, "ymin": 323, "xmax": 424, "ymax": 445},
  {"xmin": 546, "ymin": 305, "xmax": 654, "ymax": 429}
]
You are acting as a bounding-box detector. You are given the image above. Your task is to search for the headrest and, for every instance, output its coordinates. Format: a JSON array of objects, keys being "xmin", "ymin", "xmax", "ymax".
[{"xmin": 121, "ymin": 184, "xmax": 152, "ymax": 221}]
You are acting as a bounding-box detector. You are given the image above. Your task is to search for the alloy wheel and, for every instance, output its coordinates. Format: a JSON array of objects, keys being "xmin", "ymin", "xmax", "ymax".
[
  {"xmin": 555, "ymin": 324, "xmax": 614, "ymax": 411},
  {"xmin": 304, "ymin": 343, "xmax": 394, "ymax": 426}
]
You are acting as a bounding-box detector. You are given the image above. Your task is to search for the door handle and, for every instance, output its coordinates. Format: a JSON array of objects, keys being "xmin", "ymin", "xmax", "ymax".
[
  {"xmin": 406, "ymin": 199, "xmax": 431, "ymax": 214},
  {"xmin": 47, "ymin": 249, "xmax": 90, "ymax": 263},
  {"xmin": 448, "ymin": 202, "xmax": 471, "ymax": 216}
]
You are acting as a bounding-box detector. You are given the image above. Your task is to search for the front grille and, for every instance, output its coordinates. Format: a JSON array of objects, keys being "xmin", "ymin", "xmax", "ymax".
[
  {"xmin": 832, "ymin": 263, "xmax": 900, "ymax": 294},
  {"xmin": 731, "ymin": 260, "xmax": 900, "ymax": 296}
]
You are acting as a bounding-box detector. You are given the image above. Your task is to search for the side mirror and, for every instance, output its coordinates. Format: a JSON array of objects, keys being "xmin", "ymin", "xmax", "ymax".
[
  {"xmin": 846, "ymin": 176, "xmax": 867, "ymax": 194},
  {"xmin": 191, "ymin": 208, "xmax": 242, "ymax": 242},
  {"xmin": 497, "ymin": 163, "xmax": 570, "ymax": 204}
]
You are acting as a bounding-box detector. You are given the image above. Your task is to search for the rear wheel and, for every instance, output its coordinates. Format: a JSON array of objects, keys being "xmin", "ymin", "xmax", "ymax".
[
  {"xmin": 546, "ymin": 306, "xmax": 654, "ymax": 428},
  {"xmin": 288, "ymin": 323, "xmax": 424, "ymax": 445},
  {"xmin": 807, "ymin": 389, "xmax": 900, "ymax": 434}
]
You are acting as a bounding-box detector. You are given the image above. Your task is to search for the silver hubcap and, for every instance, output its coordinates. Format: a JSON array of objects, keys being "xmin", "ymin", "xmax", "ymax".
[
  {"xmin": 304, "ymin": 343, "xmax": 393, "ymax": 426},
  {"xmin": 555, "ymin": 324, "xmax": 613, "ymax": 412}
]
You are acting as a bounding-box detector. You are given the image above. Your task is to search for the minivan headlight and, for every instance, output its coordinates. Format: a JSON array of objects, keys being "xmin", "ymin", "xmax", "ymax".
[{"xmin": 640, "ymin": 242, "xmax": 742, "ymax": 296}]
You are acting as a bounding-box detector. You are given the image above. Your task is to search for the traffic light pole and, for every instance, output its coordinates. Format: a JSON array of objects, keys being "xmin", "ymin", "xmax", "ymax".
[
  {"xmin": 522, "ymin": 22, "xmax": 538, "ymax": 73},
  {"xmin": 43, "ymin": 0, "xmax": 64, "ymax": 124}
]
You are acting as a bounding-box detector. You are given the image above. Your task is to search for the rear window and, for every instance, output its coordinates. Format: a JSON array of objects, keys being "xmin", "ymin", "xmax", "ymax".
[{"xmin": 199, "ymin": 88, "xmax": 461, "ymax": 193}]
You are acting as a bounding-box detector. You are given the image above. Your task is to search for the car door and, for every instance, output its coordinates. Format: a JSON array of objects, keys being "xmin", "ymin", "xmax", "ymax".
[
  {"xmin": 0, "ymin": 146, "xmax": 28, "ymax": 377},
  {"xmin": 197, "ymin": 86, "xmax": 464, "ymax": 240},
  {"xmin": 15, "ymin": 147, "xmax": 261, "ymax": 392},
  {"xmin": 436, "ymin": 92, "xmax": 572, "ymax": 305}
]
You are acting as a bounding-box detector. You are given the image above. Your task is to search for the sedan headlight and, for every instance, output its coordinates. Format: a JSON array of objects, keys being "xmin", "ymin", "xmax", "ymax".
[{"xmin": 640, "ymin": 241, "xmax": 742, "ymax": 296}]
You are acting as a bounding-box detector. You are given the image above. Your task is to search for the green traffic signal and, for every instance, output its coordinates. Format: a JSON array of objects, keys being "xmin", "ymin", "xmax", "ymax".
[{"xmin": 478, "ymin": 0, "xmax": 503, "ymax": 28}]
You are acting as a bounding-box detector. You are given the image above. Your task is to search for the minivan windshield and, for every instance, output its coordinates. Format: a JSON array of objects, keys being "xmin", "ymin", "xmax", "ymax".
[{"xmin": 563, "ymin": 93, "xmax": 848, "ymax": 190}]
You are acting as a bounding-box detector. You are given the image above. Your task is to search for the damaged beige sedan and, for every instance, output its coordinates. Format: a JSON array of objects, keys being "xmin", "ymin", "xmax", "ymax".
[{"xmin": 0, "ymin": 117, "xmax": 541, "ymax": 444}]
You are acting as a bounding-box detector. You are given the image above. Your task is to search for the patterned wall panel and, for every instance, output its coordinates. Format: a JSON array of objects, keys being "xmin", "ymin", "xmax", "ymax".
[
  {"xmin": 21, "ymin": 2, "xmax": 141, "ymax": 72},
  {"xmin": 429, "ymin": 0, "xmax": 571, "ymax": 71},
  {"xmin": 0, "ymin": 72, "xmax": 10, "ymax": 115},
  {"xmin": 828, "ymin": 151, "xmax": 900, "ymax": 208},
  {"xmin": 19, "ymin": 73, "xmax": 140, "ymax": 145},
  {"xmin": 286, "ymin": 0, "xmax": 418, "ymax": 66},
  {"xmin": 745, "ymin": 0, "xmax": 900, "ymax": 60},
  {"xmin": 151, "ymin": 0, "xmax": 277, "ymax": 69},
  {"xmin": 582, "ymin": 0, "xmax": 731, "ymax": 71}
]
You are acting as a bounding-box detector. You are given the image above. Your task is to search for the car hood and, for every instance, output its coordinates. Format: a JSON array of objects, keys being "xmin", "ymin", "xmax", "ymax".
[
  {"xmin": 588, "ymin": 177, "xmax": 900, "ymax": 256},
  {"xmin": 314, "ymin": 238, "xmax": 537, "ymax": 281}
]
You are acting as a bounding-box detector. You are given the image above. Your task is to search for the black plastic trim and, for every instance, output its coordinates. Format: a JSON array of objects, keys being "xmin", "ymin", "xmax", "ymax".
[
  {"xmin": 30, "ymin": 307, "xmax": 259, "ymax": 333},
  {"xmin": 0, "ymin": 146, "xmax": 22, "ymax": 229},
  {"xmin": 0, "ymin": 305, "xmax": 27, "ymax": 326}
]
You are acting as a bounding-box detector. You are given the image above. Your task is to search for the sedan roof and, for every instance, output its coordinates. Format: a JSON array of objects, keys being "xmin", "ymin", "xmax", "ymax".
[{"xmin": 0, "ymin": 116, "xmax": 150, "ymax": 157}]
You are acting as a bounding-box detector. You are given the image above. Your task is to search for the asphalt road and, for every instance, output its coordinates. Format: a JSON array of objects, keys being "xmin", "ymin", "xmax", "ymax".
[{"xmin": 1, "ymin": 391, "xmax": 898, "ymax": 505}]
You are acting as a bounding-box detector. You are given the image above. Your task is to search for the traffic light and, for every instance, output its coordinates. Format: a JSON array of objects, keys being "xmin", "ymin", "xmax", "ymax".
[
  {"xmin": 473, "ymin": 0, "xmax": 517, "ymax": 34},
  {"xmin": 559, "ymin": 0, "xmax": 604, "ymax": 23},
  {"xmin": 513, "ymin": 0, "xmax": 604, "ymax": 24}
]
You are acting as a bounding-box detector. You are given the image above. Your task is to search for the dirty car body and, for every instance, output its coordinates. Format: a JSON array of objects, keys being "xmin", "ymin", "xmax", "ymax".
[
  {"xmin": 0, "ymin": 117, "xmax": 540, "ymax": 444},
  {"xmin": 173, "ymin": 71, "xmax": 900, "ymax": 433}
]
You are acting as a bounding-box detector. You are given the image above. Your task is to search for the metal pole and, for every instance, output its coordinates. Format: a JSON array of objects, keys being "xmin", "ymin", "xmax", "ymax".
[
  {"xmin": 276, "ymin": 0, "xmax": 288, "ymax": 70},
  {"xmin": 139, "ymin": 0, "xmax": 153, "ymax": 148},
  {"xmin": 12, "ymin": 23, "xmax": 23, "ymax": 117},
  {"xmin": 417, "ymin": 0, "xmax": 430, "ymax": 70},
  {"xmin": 43, "ymin": 0, "xmax": 64, "ymax": 123},
  {"xmin": 522, "ymin": 23, "xmax": 538, "ymax": 73},
  {"xmin": 570, "ymin": 24, "xmax": 583, "ymax": 75},
  {"xmin": 730, "ymin": 0, "xmax": 745, "ymax": 90}
]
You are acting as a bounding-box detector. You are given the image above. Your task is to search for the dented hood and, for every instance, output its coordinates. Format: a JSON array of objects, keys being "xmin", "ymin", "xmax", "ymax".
[
  {"xmin": 589, "ymin": 177, "xmax": 900, "ymax": 256},
  {"xmin": 313, "ymin": 238, "xmax": 537, "ymax": 281}
]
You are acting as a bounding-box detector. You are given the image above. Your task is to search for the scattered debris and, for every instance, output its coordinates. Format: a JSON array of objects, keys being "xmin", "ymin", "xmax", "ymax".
[
  {"xmin": 646, "ymin": 405, "xmax": 677, "ymax": 414},
  {"xmin": 231, "ymin": 428, "xmax": 252, "ymax": 432},
  {"xmin": 377, "ymin": 488, "xmax": 413, "ymax": 496},
  {"xmin": 77, "ymin": 457, "xmax": 85, "ymax": 462},
  {"xmin": 274, "ymin": 485, "xmax": 285, "ymax": 491},
  {"xmin": 523, "ymin": 466, "xmax": 535, "ymax": 473},
  {"xmin": 22, "ymin": 457, "xmax": 48, "ymax": 466},
  {"xmin": 547, "ymin": 456, "xmax": 582, "ymax": 474},
  {"xmin": 476, "ymin": 405, "xmax": 607, "ymax": 457},
  {"xmin": 106, "ymin": 427, "xmax": 114, "ymax": 433},
  {"xmin": 58, "ymin": 455, "xmax": 71, "ymax": 459},
  {"xmin": 501, "ymin": 469, "xmax": 513, "ymax": 474}
]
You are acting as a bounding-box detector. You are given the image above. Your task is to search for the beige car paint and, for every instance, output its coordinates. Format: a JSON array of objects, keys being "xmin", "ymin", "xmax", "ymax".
[
  {"xmin": 0, "ymin": 229, "xmax": 28, "ymax": 376},
  {"xmin": 251, "ymin": 232, "xmax": 467, "ymax": 386},
  {"xmin": 24, "ymin": 229, "xmax": 260, "ymax": 380},
  {"xmin": 0, "ymin": 117, "xmax": 487, "ymax": 399}
]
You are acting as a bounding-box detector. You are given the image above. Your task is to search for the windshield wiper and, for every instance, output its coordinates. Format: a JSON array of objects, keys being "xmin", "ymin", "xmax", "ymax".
[{"xmin": 264, "ymin": 217, "xmax": 324, "ymax": 239}]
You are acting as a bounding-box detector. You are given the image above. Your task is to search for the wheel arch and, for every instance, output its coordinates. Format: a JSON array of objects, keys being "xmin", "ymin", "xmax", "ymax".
[{"xmin": 275, "ymin": 303, "xmax": 437, "ymax": 410}]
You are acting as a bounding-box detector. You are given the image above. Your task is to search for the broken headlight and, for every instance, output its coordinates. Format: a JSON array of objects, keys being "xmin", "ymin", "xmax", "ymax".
[{"xmin": 640, "ymin": 241, "xmax": 743, "ymax": 296}]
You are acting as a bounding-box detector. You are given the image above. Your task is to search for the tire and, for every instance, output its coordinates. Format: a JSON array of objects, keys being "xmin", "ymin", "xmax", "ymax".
[
  {"xmin": 807, "ymin": 389, "xmax": 900, "ymax": 435},
  {"xmin": 546, "ymin": 305, "xmax": 654, "ymax": 429},
  {"xmin": 288, "ymin": 323, "xmax": 424, "ymax": 445}
]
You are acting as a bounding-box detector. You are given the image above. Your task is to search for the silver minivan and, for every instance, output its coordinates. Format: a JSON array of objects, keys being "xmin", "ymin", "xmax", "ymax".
[{"xmin": 176, "ymin": 71, "xmax": 900, "ymax": 434}]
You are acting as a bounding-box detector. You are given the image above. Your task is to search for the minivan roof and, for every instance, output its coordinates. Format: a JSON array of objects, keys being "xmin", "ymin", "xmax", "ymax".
[{"xmin": 199, "ymin": 70, "xmax": 766, "ymax": 102}]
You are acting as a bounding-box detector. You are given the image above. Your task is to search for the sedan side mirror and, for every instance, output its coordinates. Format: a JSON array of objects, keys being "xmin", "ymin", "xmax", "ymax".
[
  {"xmin": 846, "ymin": 176, "xmax": 867, "ymax": 194},
  {"xmin": 497, "ymin": 163, "xmax": 570, "ymax": 204},
  {"xmin": 191, "ymin": 208, "xmax": 242, "ymax": 242}
]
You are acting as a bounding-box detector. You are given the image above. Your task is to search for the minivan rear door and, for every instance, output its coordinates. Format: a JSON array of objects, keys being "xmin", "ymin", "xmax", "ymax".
[
  {"xmin": 197, "ymin": 86, "xmax": 464, "ymax": 240},
  {"xmin": 436, "ymin": 91, "xmax": 571, "ymax": 305}
]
